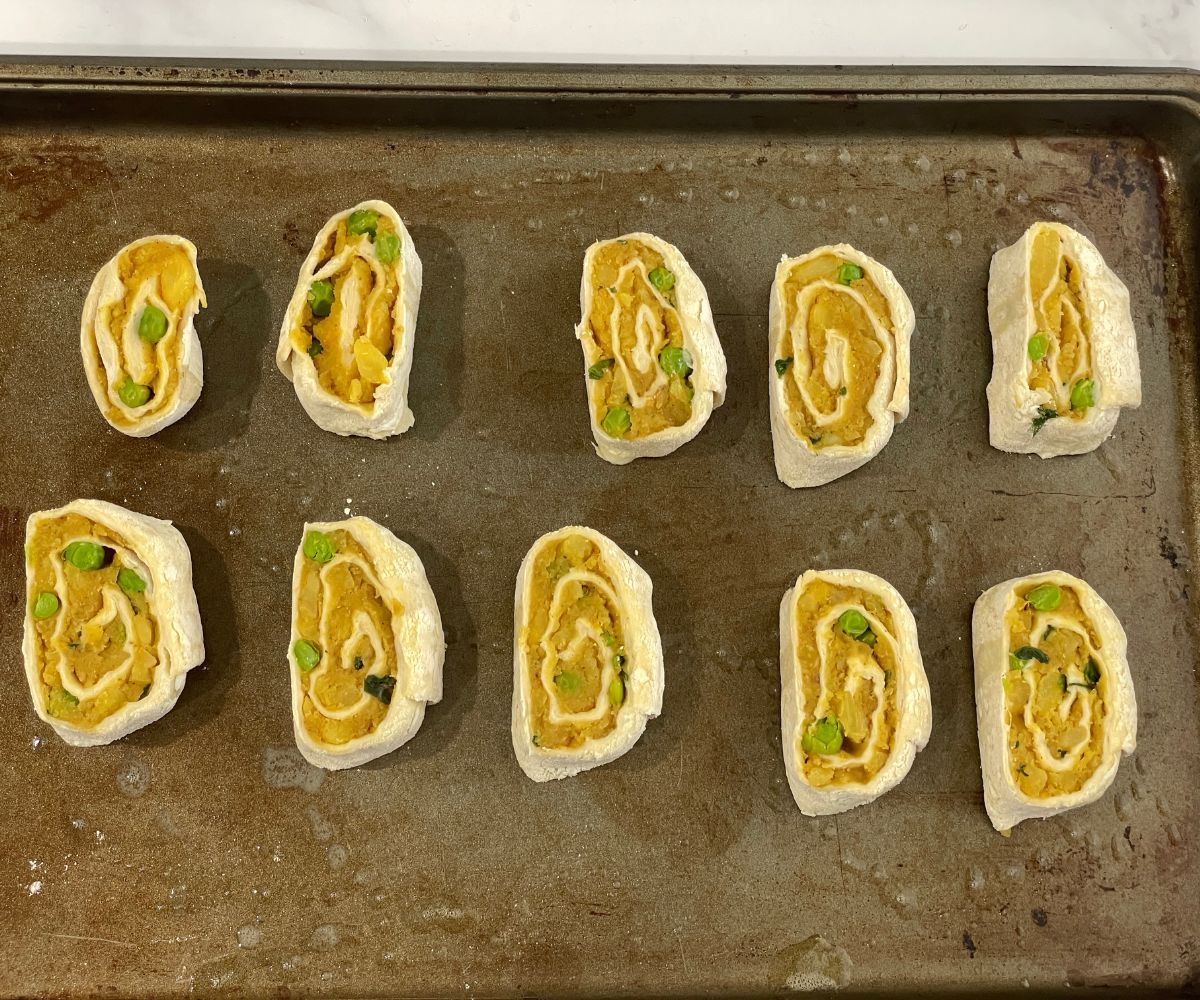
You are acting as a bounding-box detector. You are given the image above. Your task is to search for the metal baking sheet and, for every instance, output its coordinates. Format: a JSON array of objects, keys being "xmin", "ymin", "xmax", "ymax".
[{"xmin": 0, "ymin": 63, "xmax": 1197, "ymax": 997}]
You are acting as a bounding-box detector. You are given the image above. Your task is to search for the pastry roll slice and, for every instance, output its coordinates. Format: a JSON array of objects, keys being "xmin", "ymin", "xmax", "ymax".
[
  {"xmin": 80, "ymin": 235, "xmax": 206, "ymax": 437},
  {"xmin": 288, "ymin": 517, "xmax": 444, "ymax": 770},
  {"xmin": 512, "ymin": 526, "xmax": 664, "ymax": 781},
  {"xmin": 972, "ymin": 572, "xmax": 1137, "ymax": 831},
  {"xmin": 987, "ymin": 221, "xmax": 1141, "ymax": 457},
  {"xmin": 22, "ymin": 499, "xmax": 204, "ymax": 746},
  {"xmin": 780, "ymin": 569, "xmax": 931, "ymax": 816},
  {"xmin": 276, "ymin": 200, "xmax": 423, "ymax": 439},
  {"xmin": 575, "ymin": 233, "xmax": 726, "ymax": 464},
  {"xmin": 769, "ymin": 245, "xmax": 915, "ymax": 488}
]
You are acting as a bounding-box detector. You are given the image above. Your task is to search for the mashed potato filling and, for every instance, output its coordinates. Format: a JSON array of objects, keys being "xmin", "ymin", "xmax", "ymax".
[
  {"xmin": 26, "ymin": 513, "xmax": 160, "ymax": 728},
  {"xmin": 523, "ymin": 533, "xmax": 627, "ymax": 749},
  {"xmin": 582, "ymin": 239, "xmax": 693, "ymax": 439},
  {"xmin": 97, "ymin": 240, "xmax": 196, "ymax": 428},
  {"xmin": 793, "ymin": 578, "xmax": 899, "ymax": 786},
  {"xmin": 290, "ymin": 216, "xmax": 402, "ymax": 407},
  {"xmin": 778, "ymin": 254, "xmax": 892, "ymax": 449},
  {"xmin": 1003, "ymin": 584, "xmax": 1106, "ymax": 798},
  {"xmin": 1027, "ymin": 226, "xmax": 1093, "ymax": 420},
  {"xmin": 295, "ymin": 530, "xmax": 401, "ymax": 745}
]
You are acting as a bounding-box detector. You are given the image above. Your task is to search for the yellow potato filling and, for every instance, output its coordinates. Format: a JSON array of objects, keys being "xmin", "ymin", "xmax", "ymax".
[
  {"xmin": 778, "ymin": 255, "xmax": 892, "ymax": 449},
  {"xmin": 26, "ymin": 514, "xmax": 160, "ymax": 729},
  {"xmin": 582, "ymin": 239, "xmax": 694, "ymax": 440},
  {"xmin": 98, "ymin": 240, "xmax": 197, "ymax": 427},
  {"xmin": 523, "ymin": 534, "xmax": 627, "ymax": 750},
  {"xmin": 289, "ymin": 212, "xmax": 402, "ymax": 407},
  {"xmin": 793, "ymin": 579, "xmax": 899, "ymax": 786},
  {"xmin": 1003, "ymin": 583, "xmax": 1106, "ymax": 798},
  {"xmin": 294, "ymin": 529, "xmax": 402, "ymax": 746},
  {"xmin": 1027, "ymin": 226, "xmax": 1093, "ymax": 421}
]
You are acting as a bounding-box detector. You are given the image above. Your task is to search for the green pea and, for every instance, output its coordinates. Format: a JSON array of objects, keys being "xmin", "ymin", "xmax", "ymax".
[
  {"xmin": 1026, "ymin": 584, "xmax": 1061, "ymax": 611},
  {"xmin": 659, "ymin": 345, "xmax": 693, "ymax": 378},
  {"xmin": 137, "ymin": 304, "xmax": 168, "ymax": 344},
  {"xmin": 346, "ymin": 208, "xmax": 379, "ymax": 237},
  {"xmin": 601, "ymin": 407, "xmax": 631, "ymax": 437},
  {"xmin": 554, "ymin": 670, "xmax": 582, "ymax": 693},
  {"xmin": 608, "ymin": 672, "xmax": 626, "ymax": 707},
  {"xmin": 588, "ymin": 358, "xmax": 615, "ymax": 380},
  {"xmin": 31, "ymin": 591, "xmax": 60, "ymax": 619},
  {"xmin": 62, "ymin": 541, "xmax": 108, "ymax": 571},
  {"xmin": 307, "ymin": 279, "xmax": 335, "ymax": 318},
  {"xmin": 307, "ymin": 337, "xmax": 324, "ymax": 358},
  {"xmin": 775, "ymin": 357, "xmax": 794, "ymax": 377},
  {"xmin": 837, "ymin": 262, "xmax": 864, "ymax": 285},
  {"xmin": 838, "ymin": 608, "xmax": 869, "ymax": 638},
  {"xmin": 117, "ymin": 568, "xmax": 146, "ymax": 594},
  {"xmin": 1070, "ymin": 377, "xmax": 1095, "ymax": 411},
  {"xmin": 303, "ymin": 530, "xmax": 335, "ymax": 564},
  {"xmin": 117, "ymin": 377, "xmax": 152, "ymax": 409},
  {"xmin": 1027, "ymin": 333, "xmax": 1049, "ymax": 362},
  {"xmin": 293, "ymin": 639, "xmax": 321, "ymax": 671},
  {"xmin": 647, "ymin": 266, "xmax": 675, "ymax": 292},
  {"xmin": 375, "ymin": 231, "xmax": 401, "ymax": 264},
  {"xmin": 801, "ymin": 715, "xmax": 844, "ymax": 755}
]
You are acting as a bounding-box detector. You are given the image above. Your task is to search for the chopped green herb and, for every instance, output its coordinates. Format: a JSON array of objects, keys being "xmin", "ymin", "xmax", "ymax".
[
  {"xmin": 809, "ymin": 434, "xmax": 822, "ymax": 445},
  {"xmin": 302, "ymin": 530, "xmax": 335, "ymax": 564},
  {"xmin": 138, "ymin": 304, "xmax": 169, "ymax": 344},
  {"xmin": 307, "ymin": 337, "xmax": 324, "ymax": 358},
  {"xmin": 1057, "ymin": 748, "xmax": 1068, "ymax": 758},
  {"xmin": 353, "ymin": 656, "xmax": 364, "ymax": 671},
  {"xmin": 1008, "ymin": 653, "xmax": 1024, "ymax": 672},
  {"xmin": 1070, "ymin": 377, "xmax": 1095, "ymax": 412},
  {"xmin": 601, "ymin": 406, "xmax": 631, "ymax": 437},
  {"xmin": 346, "ymin": 208, "xmax": 379, "ymax": 237},
  {"xmin": 647, "ymin": 266, "xmax": 675, "ymax": 292},
  {"xmin": 1012, "ymin": 740, "xmax": 1021, "ymax": 750},
  {"xmin": 883, "ymin": 669, "xmax": 891, "ymax": 688},
  {"xmin": 838, "ymin": 386, "xmax": 848, "ymax": 396},
  {"xmin": 31, "ymin": 592, "xmax": 60, "ymax": 619},
  {"xmin": 600, "ymin": 630, "xmax": 617, "ymax": 648},
  {"xmin": 117, "ymin": 377, "xmax": 152, "ymax": 409},
  {"xmin": 1057, "ymin": 671, "xmax": 1067, "ymax": 693},
  {"xmin": 1027, "ymin": 333, "xmax": 1049, "ymax": 362},
  {"xmin": 117, "ymin": 568, "xmax": 146, "ymax": 594},
  {"xmin": 364, "ymin": 673, "xmax": 395, "ymax": 704},
  {"xmin": 1026, "ymin": 584, "xmax": 1061, "ymax": 612},
  {"xmin": 613, "ymin": 652, "xmax": 627, "ymax": 669},
  {"xmin": 1032, "ymin": 405, "xmax": 1059, "ymax": 435},
  {"xmin": 1018, "ymin": 763, "xmax": 1030, "ymax": 777},
  {"xmin": 659, "ymin": 345, "xmax": 694, "ymax": 378},
  {"xmin": 61, "ymin": 689, "xmax": 79, "ymax": 707},
  {"xmin": 292, "ymin": 639, "xmax": 321, "ymax": 672},
  {"xmin": 1083, "ymin": 658, "xmax": 1101, "ymax": 687},
  {"xmin": 801, "ymin": 715, "xmax": 844, "ymax": 755},
  {"xmin": 1013, "ymin": 645, "xmax": 1049, "ymax": 664},
  {"xmin": 775, "ymin": 357, "xmax": 793, "ymax": 377},
  {"xmin": 838, "ymin": 608, "xmax": 869, "ymax": 639},
  {"xmin": 588, "ymin": 357, "xmax": 615, "ymax": 380},
  {"xmin": 554, "ymin": 670, "xmax": 582, "ymax": 694},
  {"xmin": 139, "ymin": 683, "xmax": 151, "ymax": 700},
  {"xmin": 374, "ymin": 231, "xmax": 400, "ymax": 263},
  {"xmin": 531, "ymin": 733, "xmax": 541, "ymax": 747},
  {"xmin": 307, "ymin": 279, "xmax": 334, "ymax": 318},
  {"xmin": 546, "ymin": 555, "xmax": 570, "ymax": 581},
  {"xmin": 63, "ymin": 541, "xmax": 108, "ymax": 571},
  {"xmin": 837, "ymin": 262, "xmax": 863, "ymax": 284}
]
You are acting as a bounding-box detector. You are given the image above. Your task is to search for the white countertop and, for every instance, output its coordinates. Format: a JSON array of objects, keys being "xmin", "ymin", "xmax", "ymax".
[{"xmin": 2, "ymin": 0, "xmax": 1197, "ymax": 68}]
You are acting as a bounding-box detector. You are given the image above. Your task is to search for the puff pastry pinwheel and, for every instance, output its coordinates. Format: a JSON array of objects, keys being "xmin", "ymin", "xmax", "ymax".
[
  {"xmin": 80, "ymin": 235, "xmax": 206, "ymax": 436},
  {"xmin": 769, "ymin": 244, "xmax": 914, "ymax": 487},
  {"xmin": 972, "ymin": 571, "xmax": 1137, "ymax": 831},
  {"xmin": 288, "ymin": 517, "xmax": 444, "ymax": 770},
  {"xmin": 780, "ymin": 568, "xmax": 931, "ymax": 816},
  {"xmin": 276, "ymin": 200, "xmax": 423, "ymax": 439},
  {"xmin": 987, "ymin": 221, "xmax": 1141, "ymax": 457},
  {"xmin": 575, "ymin": 233, "xmax": 726, "ymax": 464},
  {"xmin": 512, "ymin": 526, "xmax": 664, "ymax": 781},
  {"xmin": 23, "ymin": 499, "xmax": 204, "ymax": 746}
]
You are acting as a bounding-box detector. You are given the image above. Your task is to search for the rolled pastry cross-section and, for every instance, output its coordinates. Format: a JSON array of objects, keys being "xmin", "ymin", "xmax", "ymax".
[
  {"xmin": 512, "ymin": 526, "xmax": 664, "ymax": 781},
  {"xmin": 987, "ymin": 221, "xmax": 1141, "ymax": 457},
  {"xmin": 575, "ymin": 232, "xmax": 726, "ymax": 464},
  {"xmin": 276, "ymin": 200, "xmax": 423, "ymax": 439},
  {"xmin": 22, "ymin": 499, "xmax": 204, "ymax": 746},
  {"xmin": 81, "ymin": 235, "xmax": 206, "ymax": 437},
  {"xmin": 288, "ymin": 517, "xmax": 444, "ymax": 770},
  {"xmin": 972, "ymin": 572, "xmax": 1136, "ymax": 831},
  {"xmin": 769, "ymin": 245, "xmax": 914, "ymax": 488},
  {"xmin": 780, "ymin": 569, "xmax": 931, "ymax": 816}
]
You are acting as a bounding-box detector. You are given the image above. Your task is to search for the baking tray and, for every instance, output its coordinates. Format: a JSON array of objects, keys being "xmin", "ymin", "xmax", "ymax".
[{"xmin": 0, "ymin": 61, "xmax": 1197, "ymax": 998}]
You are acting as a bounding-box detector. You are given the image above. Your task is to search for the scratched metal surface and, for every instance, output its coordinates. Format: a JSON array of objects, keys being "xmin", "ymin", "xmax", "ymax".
[{"xmin": 0, "ymin": 65, "xmax": 1197, "ymax": 998}]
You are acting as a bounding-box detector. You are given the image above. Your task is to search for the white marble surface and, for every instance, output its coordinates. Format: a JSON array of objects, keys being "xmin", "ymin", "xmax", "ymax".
[{"xmin": 2, "ymin": 0, "xmax": 1197, "ymax": 67}]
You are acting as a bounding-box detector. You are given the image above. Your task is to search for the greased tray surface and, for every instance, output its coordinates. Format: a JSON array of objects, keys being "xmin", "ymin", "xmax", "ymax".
[{"xmin": 0, "ymin": 64, "xmax": 1197, "ymax": 998}]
